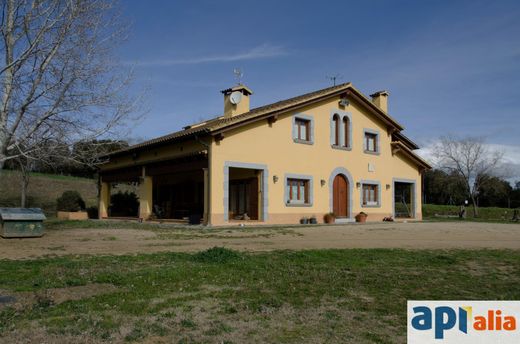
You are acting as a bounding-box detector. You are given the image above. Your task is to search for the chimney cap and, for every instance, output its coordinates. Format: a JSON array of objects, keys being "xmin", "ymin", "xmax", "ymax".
[
  {"xmin": 221, "ymin": 84, "xmax": 253, "ymax": 96},
  {"xmin": 370, "ymin": 90, "xmax": 390, "ymax": 98}
]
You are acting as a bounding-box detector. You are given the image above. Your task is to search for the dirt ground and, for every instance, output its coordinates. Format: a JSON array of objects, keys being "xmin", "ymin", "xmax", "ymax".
[{"xmin": 1, "ymin": 221, "xmax": 519, "ymax": 259}]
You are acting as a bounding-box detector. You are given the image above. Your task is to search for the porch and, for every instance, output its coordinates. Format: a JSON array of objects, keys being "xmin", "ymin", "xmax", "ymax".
[{"xmin": 99, "ymin": 152, "xmax": 209, "ymax": 224}]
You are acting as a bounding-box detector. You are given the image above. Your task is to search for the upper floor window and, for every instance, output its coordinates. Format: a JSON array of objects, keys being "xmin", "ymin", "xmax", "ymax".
[
  {"xmin": 364, "ymin": 129, "xmax": 379, "ymax": 154},
  {"xmin": 292, "ymin": 114, "xmax": 314, "ymax": 144},
  {"xmin": 331, "ymin": 111, "xmax": 352, "ymax": 149},
  {"xmin": 333, "ymin": 114, "xmax": 340, "ymax": 146},
  {"xmin": 295, "ymin": 118, "xmax": 309, "ymax": 141},
  {"xmin": 343, "ymin": 117, "xmax": 350, "ymax": 148}
]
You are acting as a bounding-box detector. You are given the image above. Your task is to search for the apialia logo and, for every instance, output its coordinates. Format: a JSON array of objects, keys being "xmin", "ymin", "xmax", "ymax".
[{"xmin": 407, "ymin": 301, "xmax": 520, "ymax": 343}]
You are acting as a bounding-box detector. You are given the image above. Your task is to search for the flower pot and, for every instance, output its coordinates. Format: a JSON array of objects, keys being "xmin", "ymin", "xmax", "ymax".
[
  {"xmin": 324, "ymin": 214, "xmax": 335, "ymax": 224},
  {"xmin": 355, "ymin": 213, "xmax": 367, "ymax": 223},
  {"xmin": 300, "ymin": 218, "xmax": 309, "ymax": 224},
  {"xmin": 57, "ymin": 211, "xmax": 88, "ymax": 221},
  {"xmin": 309, "ymin": 217, "xmax": 318, "ymax": 224}
]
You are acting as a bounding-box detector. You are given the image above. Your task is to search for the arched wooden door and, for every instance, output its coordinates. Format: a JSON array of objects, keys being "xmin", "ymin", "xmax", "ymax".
[{"xmin": 333, "ymin": 174, "xmax": 349, "ymax": 217}]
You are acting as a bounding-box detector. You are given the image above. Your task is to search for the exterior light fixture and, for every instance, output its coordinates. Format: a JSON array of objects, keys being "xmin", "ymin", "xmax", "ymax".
[
  {"xmin": 273, "ymin": 175, "xmax": 279, "ymax": 183},
  {"xmin": 320, "ymin": 179, "xmax": 326, "ymax": 187},
  {"xmin": 356, "ymin": 182, "xmax": 361, "ymax": 188},
  {"xmin": 386, "ymin": 184, "xmax": 391, "ymax": 190}
]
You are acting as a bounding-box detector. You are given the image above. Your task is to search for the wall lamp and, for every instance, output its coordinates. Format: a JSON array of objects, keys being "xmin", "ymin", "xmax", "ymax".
[
  {"xmin": 273, "ymin": 175, "xmax": 279, "ymax": 183},
  {"xmin": 356, "ymin": 182, "xmax": 361, "ymax": 188}
]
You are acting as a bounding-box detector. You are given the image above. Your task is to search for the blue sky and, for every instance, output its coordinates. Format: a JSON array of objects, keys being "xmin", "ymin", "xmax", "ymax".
[{"xmin": 118, "ymin": 0, "xmax": 520, "ymax": 155}]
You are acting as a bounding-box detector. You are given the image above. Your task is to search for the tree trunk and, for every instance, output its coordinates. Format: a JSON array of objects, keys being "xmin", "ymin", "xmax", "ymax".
[
  {"xmin": 20, "ymin": 175, "xmax": 27, "ymax": 208},
  {"xmin": 470, "ymin": 194, "xmax": 479, "ymax": 217}
]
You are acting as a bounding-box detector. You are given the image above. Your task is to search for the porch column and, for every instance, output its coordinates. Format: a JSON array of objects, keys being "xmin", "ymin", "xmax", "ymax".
[
  {"xmin": 99, "ymin": 181, "xmax": 111, "ymax": 219},
  {"xmin": 203, "ymin": 168, "xmax": 209, "ymax": 224},
  {"xmin": 139, "ymin": 167, "xmax": 153, "ymax": 220}
]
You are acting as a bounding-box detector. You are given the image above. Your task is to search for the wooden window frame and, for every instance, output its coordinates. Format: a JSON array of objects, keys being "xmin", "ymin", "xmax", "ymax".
[
  {"xmin": 287, "ymin": 178, "xmax": 310, "ymax": 204},
  {"xmin": 295, "ymin": 118, "xmax": 310, "ymax": 142},
  {"xmin": 364, "ymin": 132, "xmax": 378, "ymax": 153},
  {"xmin": 333, "ymin": 114, "xmax": 340, "ymax": 146},
  {"xmin": 362, "ymin": 183, "xmax": 379, "ymax": 206},
  {"xmin": 343, "ymin": 117, "xmax": 350, "ymax": 148}
]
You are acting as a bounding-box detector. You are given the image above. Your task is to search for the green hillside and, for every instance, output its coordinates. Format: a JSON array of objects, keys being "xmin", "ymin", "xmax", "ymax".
[{"xmin": 0, "ymin": 170, "xmax": 97, "ymax": 216}]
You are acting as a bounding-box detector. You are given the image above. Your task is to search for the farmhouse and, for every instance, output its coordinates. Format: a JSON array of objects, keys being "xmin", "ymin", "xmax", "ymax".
[{"xmin": 98, "ymin": 82, "xmax": 431, "ymax": 225}]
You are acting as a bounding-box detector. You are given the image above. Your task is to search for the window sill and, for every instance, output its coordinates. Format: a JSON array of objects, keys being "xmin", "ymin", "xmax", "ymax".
[
  {"xmin": 331, "ymin": 145, "xmax": 352, "ymax": 151},
  {"xmin": 293, "ymin": 138, "xmax": 313, "ymax": 145},
  {"xmin": 363, "ymin": 150, "xmax": 380, "ymax": 155},
  {"xmin": 285, "ymin": 202, "xmax": 313, "ymax": 207},
  {"xmin": 362, "ymin": 204, "xmax": 381, "ymax": 208}
]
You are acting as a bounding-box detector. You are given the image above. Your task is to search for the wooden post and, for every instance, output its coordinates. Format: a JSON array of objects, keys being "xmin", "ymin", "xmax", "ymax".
[
  {"xmin": 99, "ymin": 181, "xmax": 111, "ymax": 219},
  {"xmin": 138, "ymin": 167, "xmax": 153, "ymax": 220}
]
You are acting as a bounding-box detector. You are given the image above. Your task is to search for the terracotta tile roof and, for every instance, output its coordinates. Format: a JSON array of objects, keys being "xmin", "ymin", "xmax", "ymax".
[{"xmin": 108, "ymin": 82, "xmax": 413, "ymax": 157}]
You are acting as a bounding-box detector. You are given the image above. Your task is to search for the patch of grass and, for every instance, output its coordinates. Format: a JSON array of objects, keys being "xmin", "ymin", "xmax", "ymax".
[
  {"xmin": 423, "ymin": 204, "xmax": 519, "ymax": 223},
  {"xmin": 0, "ymin": 249, "xmax": 519, "ymax": 342},
  {"xmin": 0, "ymin": 170, "xmax": 97, "ymax": 216},
  {"xmin": 192, "ymin": 247, "xmax": 243, "ymax": 263}
]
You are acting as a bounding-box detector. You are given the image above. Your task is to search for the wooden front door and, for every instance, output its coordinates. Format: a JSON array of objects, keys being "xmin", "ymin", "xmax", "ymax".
[{"xmin": 333, "ymin": 174, "xmax": 349, "ymax": 217}]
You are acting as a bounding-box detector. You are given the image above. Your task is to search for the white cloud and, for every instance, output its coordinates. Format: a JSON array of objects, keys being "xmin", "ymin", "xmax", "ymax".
[{"xmin": 123, "ymin": 44, "xmax": 287, "ymax": 67}]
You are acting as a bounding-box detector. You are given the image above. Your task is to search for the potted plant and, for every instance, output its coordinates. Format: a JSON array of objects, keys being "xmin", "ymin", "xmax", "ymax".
[
  {"xmin": 309, "ymin": 215, "xmax": 318, "ymax": 224},
  {"xmin": 300, "ymin": 217, "xmax": 309, "ymax": 224},
  {"xmin": 355, "ymin": 212, "xmax": 368, "ymax": 223},
  {"xmin": 323, "ymin": 212, "xmax": 336, "ymax": 224},
  {"xmin": 56, "ymin": 191, "xmax": 88, "ymax": 220}
]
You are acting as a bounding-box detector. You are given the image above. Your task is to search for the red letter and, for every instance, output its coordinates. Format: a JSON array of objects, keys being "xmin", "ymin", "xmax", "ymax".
[
  {"xmin": 504, "ymin": 317, "xmax": 517, "ymax": 331},
  {"xmin": 496, "ymin": 310, "xmax": 502, "ymax": 330},
  {"xmin": 474, "ymin": 316, "xmax": 487, "ymax": 331},
  {"xmin": 488, "ymin": 310, "xmax": 494, "ymax": 330}
]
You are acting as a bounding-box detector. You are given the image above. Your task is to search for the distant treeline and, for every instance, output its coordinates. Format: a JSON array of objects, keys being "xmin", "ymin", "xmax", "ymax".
[
  {"xmin": 3, "ymin": 139, "xmax": 128, "ymax": 179},
  {"xmin": 423, "ymin": 169, "xmax": 520, "ymax": 208}
]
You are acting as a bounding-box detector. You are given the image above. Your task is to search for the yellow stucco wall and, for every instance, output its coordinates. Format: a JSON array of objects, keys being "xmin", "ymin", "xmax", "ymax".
[{"xmin": 209, "ymin": 95, "xmax": 423, "ymax": 225}]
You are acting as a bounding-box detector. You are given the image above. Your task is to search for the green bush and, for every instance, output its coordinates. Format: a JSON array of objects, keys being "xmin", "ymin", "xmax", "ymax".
[
  {"xmin": 86, "ymin": 206, "xmax": 99, "ymax": 219},
  {"xmin": 109, "ymin": 191, "xmax": 139, "ymax": 217},
  {"xmin": 56, "ymin": 191, "xmax": 86, "ymax": 212},
  {"xmin": 192, "ymin": 247, "xmax": 242, "ymax": 263}
]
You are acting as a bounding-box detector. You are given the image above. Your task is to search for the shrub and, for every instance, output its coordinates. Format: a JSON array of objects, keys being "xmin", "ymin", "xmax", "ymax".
[
  {"xmin": 192, "ymin": 247, "xmax": 242, "ymax": 263},
  {"xmin": 110, "ymin": 191, "xmax": 139, "ymax": 217},
  {"xmin": 86, "ymin": 206, "xmax": 99, "ymax": 219},
  {"xmin": 56, "ymin": 191, "xmax": 86, "ymax": 212}
]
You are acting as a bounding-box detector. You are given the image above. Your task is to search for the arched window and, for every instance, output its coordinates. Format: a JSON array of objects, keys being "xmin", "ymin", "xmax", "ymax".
[
  {"xmin": 343, "ymin": 116, "xmax": 350, "ymax": 148},
  {"xmin": 333, "ymin": 114, "xmax": 340, "ymax": 146}
]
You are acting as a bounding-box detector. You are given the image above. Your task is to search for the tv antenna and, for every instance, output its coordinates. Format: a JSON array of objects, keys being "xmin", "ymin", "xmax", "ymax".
[
  {"xmin": 233, "ymin": 68, "xmax": 243, "ymax": 85},
  {"xmin": 326, "ymin": 74, "xmax": 342, "ymax": 86}
]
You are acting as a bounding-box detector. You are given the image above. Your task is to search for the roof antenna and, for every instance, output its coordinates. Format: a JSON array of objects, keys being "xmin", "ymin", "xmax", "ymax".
[
  {"xmin": 233, "ymin": 68, "xmax": 243, "ymax": 85},
  {"xmin": 326, "ymin": 74, "xmax": 342, "ymax": 86}
]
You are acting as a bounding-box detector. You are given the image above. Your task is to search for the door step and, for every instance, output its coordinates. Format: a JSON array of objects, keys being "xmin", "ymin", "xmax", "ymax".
[{"xmin": 335, "ymin": 218, "xmax": 355, "ymax": 224}]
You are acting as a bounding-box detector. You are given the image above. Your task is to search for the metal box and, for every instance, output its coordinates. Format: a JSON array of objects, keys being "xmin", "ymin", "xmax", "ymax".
[{"xmin": 0, "ymin": 208, "xmax": 46, "ymax": 238}]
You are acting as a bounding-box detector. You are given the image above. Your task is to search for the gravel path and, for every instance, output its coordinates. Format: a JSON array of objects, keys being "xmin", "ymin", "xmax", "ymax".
[{"xmin": 1, "ymin": 221, "xmax": 519, "ymax": 259}]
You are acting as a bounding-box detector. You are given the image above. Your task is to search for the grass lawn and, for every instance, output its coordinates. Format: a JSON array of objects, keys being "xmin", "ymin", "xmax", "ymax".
[
  {"xmin": 0, "ymin": 170, "xmax": 97, "ymax": 215},
  {"xmin": 1, "ymin": 248, "xmax": 519, "ymax": 343},
  {"xmin": 423, "ymin": 204, "xmax": 519, "ymax": 223}
]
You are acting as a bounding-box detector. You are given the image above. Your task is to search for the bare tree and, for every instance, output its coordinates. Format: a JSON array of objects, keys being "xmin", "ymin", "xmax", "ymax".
[
  {"xmin": 432, "ymin": 135, "xmax": 503, "ymax": 217},
  {"xmin": 0, "ymin": 0, "xmax": 140, "ymax": 177}
]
